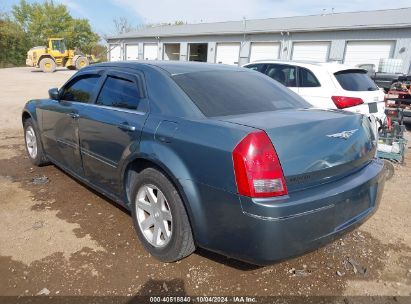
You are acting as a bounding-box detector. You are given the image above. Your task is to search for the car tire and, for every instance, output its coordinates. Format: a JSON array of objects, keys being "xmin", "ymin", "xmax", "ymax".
[
  {"xmin": 23, "ymin": 118, "xmax": 49, "ymax": 166},
  {"xmin": 130, "ymin": 167, "xmax": 195, "ymax": 262},
  {"xmin": 39, "ymin": 58, "xmax": 56, "ymax": 73}
]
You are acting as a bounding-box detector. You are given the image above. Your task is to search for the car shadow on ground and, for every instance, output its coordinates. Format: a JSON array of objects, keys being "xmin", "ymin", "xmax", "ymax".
[{"xmin": 53, "ymin": 165, "xmax": 262, "ymax": 271}]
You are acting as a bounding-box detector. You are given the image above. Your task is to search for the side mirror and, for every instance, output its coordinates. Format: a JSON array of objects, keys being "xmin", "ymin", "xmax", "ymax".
[{"xmin": 48, "ymin": 88, "xmax": 59, "ymax": 100}]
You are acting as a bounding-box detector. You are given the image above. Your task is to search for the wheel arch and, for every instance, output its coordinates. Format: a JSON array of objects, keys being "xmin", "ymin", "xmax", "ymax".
[
  {"xmin": 38, "ymin": 54, "xmax": 56, "ymax": 65},
  {"xmin": 22, "ymin": 110, "xmax": 32, "ymax": 125},
  {"xmin": 22, "ymin": 105, "xmax": 39, "ymax": 128},
  {"xmin": 122, "ymin": 156, "xmax": 197, "ymax": 239}
]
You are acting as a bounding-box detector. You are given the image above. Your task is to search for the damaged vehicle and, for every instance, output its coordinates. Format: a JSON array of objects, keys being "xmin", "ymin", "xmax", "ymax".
[{"xmin": 22, "ymin": 61, "xmax": 385, "ymax": 265}]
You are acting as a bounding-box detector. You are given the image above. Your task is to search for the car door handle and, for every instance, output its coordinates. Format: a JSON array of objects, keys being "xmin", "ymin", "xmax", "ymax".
[
  {"xmin": 67, "ymin": 112, "xmax": 80, "ymax": 119},
  {"xmin": 117, "ymin": 123, "xmax": 136, "ymax": 132}
]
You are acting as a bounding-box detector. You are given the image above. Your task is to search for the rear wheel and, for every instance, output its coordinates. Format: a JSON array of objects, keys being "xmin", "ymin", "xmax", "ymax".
[
  {"xmin": 383, "ymin": 160, "xmax": 395, "ymax": 180},
  {"xmin": 39, "ymin": 58, "xmax": 56, "ymax": 73},
  {"xmin": 130, "ymin": 168, "xmax": 195, "ymax": 262},
  {"xmin": 23, "ymin": 118, "xmax": 49, "ymax": 166},
  {"xmin": 75, "ymin": 56, "xmax": 89, "ymax": 70}
]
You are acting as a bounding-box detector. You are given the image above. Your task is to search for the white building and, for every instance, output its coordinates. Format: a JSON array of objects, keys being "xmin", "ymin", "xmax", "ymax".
[{"xmin": 106, "ymin": 7, "xmax": 411, "ymax": 73}]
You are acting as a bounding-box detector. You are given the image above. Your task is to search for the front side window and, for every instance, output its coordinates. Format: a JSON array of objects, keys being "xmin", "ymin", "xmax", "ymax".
[
  {"xmin": 96, "ymin": 76, "xmax": 140, "ymax": 110},
  {"xmin": 60, "ymin": 75, "xmax": 101, "ymax": 103},
  {"xmin": 51, "ymin": 40, "xmax": 66, "ymax": 53},
  {"xmin": 264, "ymin": 64, "xmax": 297, "ymax": 87},
  {"xmin": 298, "ymin": 67, "xmax": 321, "ymax": 87}
]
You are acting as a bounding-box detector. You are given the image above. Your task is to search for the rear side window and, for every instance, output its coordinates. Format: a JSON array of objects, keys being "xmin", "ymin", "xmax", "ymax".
[
  {"xmin": 264, "ymin": 64, "xmax": 297, "ymax": 87},
  {"xmin": 172, "ymin": 70, "xmax": 310, "ymax": 117},
  {"xmin": 96, "ymin": 76, "xmax": 140, "ymax": 110},
  {"xmin": 244, "ymin": 64, "xmax": 266, "ymax": 72},
  {"xmin": 60, "ymin": 75, "xmax": 100, "ymax": 103},
  {"xmin": 334, "ymin": 69, "xmax": 378, "ymax": 91},
  {"xmin": 298, "ymin": 67, "xmax": 320, "ymax": 87}
]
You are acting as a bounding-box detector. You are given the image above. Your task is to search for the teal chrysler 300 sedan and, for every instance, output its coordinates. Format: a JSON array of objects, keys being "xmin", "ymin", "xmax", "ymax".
[{"xmin": 22, "ymin": 61, "xmax": 385, "ymax": 265}]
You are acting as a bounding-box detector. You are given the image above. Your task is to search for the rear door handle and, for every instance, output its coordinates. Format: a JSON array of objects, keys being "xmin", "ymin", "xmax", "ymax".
[
  {"xmin": 118, "ymin": 123, "xmax": 136, "ymax": 132},
  {"xmin": 67, "ymin": 112, "xmax": 80, "ymax": 119}
]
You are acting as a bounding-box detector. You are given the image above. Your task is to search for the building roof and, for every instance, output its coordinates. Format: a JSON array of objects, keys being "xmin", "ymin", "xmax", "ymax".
[{"xmin": 107, "ymin": 7, "xmax": 411, "ymax": 40}]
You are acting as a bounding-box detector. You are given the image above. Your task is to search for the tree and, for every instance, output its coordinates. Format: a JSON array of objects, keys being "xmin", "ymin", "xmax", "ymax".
[
  {"xmin": 113, "ymin": 17, "xmax": 135, "ymax": 35},
  {"xmin": 12, "ymin": 0, "xmax": 99, "ymax": 52},
  {"xmin": 90, "ymin": 43, "xmax": 108, "ymax": 62},
  {"xmin": 0, "ymin": 12, "xmax": 29, "ymax": 67},
  {"xmin": 64, "ymin": 19, "xmax": 99, "ymax": 54}
]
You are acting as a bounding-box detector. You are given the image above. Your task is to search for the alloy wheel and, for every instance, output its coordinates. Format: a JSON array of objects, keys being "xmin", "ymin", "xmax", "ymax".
[
  {"xmin": 25, "ymin": 126, "xmax": 38, "ymax": 159},
  {"xmin": 136, "ymin": 184, "xmax": 173, "ymax": 248}
]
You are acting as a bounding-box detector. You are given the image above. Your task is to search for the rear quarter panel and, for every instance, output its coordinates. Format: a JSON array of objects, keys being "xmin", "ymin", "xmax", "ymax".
[
  {"xmin": 139, "ymin": 114, "xmax": 253, "ymax": 193},
  {"xmin": 133, "ymin": 114, "xmax": 254, "ymax": 246}
]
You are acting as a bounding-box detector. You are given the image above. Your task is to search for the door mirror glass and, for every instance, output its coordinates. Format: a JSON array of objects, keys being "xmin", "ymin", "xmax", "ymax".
[{"xmin": 48, "ymin": 88, "xmax": 59, "ymax": 100}]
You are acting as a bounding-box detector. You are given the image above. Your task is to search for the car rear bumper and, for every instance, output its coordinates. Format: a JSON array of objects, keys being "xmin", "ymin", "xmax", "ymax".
[
  {"xmin": 183, "ymin": 158, "xmax": 385, "ymax": 265},
  {"xmin": 346, "ymin": 101, "xmax": 386, "ymax": 122}
]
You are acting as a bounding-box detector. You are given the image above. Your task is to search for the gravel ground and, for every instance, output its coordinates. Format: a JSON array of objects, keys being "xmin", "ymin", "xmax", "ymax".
[{"xmin": 0, "ymin": 67, "xmax": 410, "ymax": 301}]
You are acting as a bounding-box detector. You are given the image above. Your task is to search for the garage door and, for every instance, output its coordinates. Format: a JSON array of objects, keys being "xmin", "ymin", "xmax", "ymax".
[
  {"xmin": 292, "ymin": 42, "xmax": 330, "ymax": 62},
  {"xmin": 344, "ymin": 41, "xmax": 394, "ymax": 68},
  {"xmin": 125, "ymin": 44, "xmax": 139, "ymax": 60},
  {"xmin": 249, "ymin": 42, "xmax": 280, "ymax": 62},
  {"xmin": 109, "ymin": 44, "xmax": 121, "ymax": 62},
  {"xmin": 143, "ymin": 43, "xmax": 158, "ymax": 60},
  {"xmin": 216, "ymin": 43, "xmax": 240, "ymax": 65}
]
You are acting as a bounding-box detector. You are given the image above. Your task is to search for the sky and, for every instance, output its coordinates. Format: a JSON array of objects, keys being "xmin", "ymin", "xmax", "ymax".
[{"xmin": 2, "ymin": 0, "xmax": 411, "ymax": 37}]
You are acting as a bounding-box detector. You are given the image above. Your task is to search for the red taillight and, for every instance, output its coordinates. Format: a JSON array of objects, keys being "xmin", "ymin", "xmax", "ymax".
[
  {"xmin": 331, "ymin": 96, "xmax": 364, "ymax": 109},
  {"xmin": 387, "ymin": 109, "xmax": 397, "ymax": 116},
  {"xmin": 232, "ymin": 131, "xmax": 288, "ymax": 198}
]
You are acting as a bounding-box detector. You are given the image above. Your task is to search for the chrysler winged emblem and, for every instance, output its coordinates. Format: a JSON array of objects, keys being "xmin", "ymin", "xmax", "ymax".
[{"xmin": 326, "ymin": 129, "xmax": 358, "ymax": 140}]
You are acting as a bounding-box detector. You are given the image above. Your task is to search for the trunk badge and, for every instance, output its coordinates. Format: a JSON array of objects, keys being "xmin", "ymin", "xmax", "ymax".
[{"xmin": 327, "ymin": 129, "xmax": 358, "ymax": 140}]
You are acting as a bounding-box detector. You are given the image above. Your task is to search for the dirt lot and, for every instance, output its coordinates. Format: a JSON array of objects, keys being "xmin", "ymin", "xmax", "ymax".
[{"xmin": 0, "ymin": 67, "xmax": 410, "ymax": 301}]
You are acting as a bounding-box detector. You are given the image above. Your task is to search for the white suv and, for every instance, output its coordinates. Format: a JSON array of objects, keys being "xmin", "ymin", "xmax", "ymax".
[{"xmin": 243, "ymin": 60, "xmax": 386, "ymax": 127}]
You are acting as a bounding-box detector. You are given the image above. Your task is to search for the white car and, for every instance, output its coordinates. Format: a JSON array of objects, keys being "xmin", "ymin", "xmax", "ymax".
[{"xmin": 243, "ymin": 60, "xmax": 386, "ymax": 129}]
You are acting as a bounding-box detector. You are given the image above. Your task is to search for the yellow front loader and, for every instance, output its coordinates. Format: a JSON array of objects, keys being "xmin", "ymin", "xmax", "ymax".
[{"xmin": 26, "ymin": 38, "xmax": 96, "ymax": 73}]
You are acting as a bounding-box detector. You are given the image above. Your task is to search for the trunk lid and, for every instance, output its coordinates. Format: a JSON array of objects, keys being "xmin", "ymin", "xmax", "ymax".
[{"xmin": 218, "ymin": 109, "xmax": 376, "ymax": 192}]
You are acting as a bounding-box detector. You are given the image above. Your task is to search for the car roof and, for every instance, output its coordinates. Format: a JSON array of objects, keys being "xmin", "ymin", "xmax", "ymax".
[
  {"xmin": 245, "ymin": 60, "xmax": 365, "ymax": 73},
  {"xmin": 90, "ymin": 60, "xmax": 244, "ymax": 76}
]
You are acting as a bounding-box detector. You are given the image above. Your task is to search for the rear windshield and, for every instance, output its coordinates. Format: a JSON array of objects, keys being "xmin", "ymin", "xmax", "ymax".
[
  {"xmin": 334, "ymin": 69, "xmax": 378, "ymax": 91},
  {"xmin": 172, "ymin": 70, "xmax": 310, "ymax": 117}
]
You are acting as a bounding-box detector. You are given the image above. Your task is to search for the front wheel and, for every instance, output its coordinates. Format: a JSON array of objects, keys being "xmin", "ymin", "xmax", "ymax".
[
  {"xmin": 23, "ymin": 119, "xmax": 49, "ymax": 166},
  {"xmin": 130, "ymin": 168, "xmax": 195, "ymax": 262}
]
